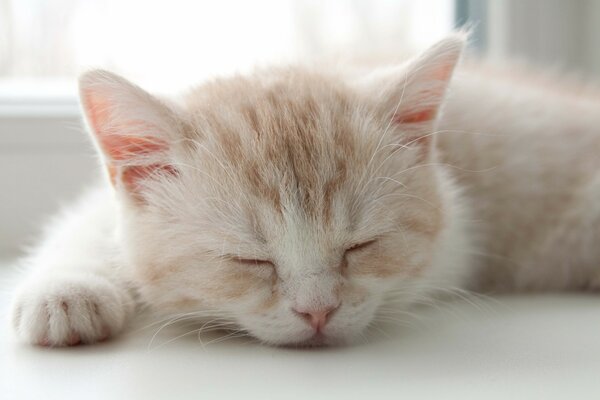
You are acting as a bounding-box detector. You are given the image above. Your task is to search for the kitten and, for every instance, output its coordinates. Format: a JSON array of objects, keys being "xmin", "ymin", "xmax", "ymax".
[{"xmin": 10, "ymin": 33, "xmax": 600, "ymax": 347}]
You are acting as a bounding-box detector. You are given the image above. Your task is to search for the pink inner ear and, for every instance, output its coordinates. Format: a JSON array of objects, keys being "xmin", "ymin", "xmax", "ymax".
[
  {"xmin": 392, "ymin": 54, "xmax": 457, "ymax": 126},
  {"xmin": 92, "ymin": 120, "xmax": 174, "ymax": 192},
  {"xmin": 120, "ymin": 164, "xmax": 178, "ymax": 189},
  {"xmin": 430, "ymin": 61, "xmax": 455, "ymax": 82},
  {"xmin": 107, "ymin": 162, "xmax": 178, "ymax": 185},
  {"xmin": 392, "ymin": 83, "xmax": 448, "ymax": 125},
  {"xmin": 83, "ymin": 87, "xmax": 176, "ymax": 194},
  {"xmin": 103, "ymin": 134, "xmax": 175, "ymax": 193},
  {"xmin": 83, "ymin": 88, "xmax": 170, "ymax": 161},
  {"xmin": 100, "ymin": 134, "xmax": 169, "ymax": 161},
  {"xmin": 101, "ymin": 133, "xmax": 174, "ymax": 193},
  {"xmin": 393, "ymin": 108, "xmax": 436, "ymax": 124},
  {"xmin": 83, "ymin": 89, "xmax": 111, "ymax": 133}
]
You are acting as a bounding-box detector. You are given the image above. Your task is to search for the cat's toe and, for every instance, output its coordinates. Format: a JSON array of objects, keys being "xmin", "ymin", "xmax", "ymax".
[{"xmin": 11, "ymin": 275, "xmax": 133, "ymax": 347}]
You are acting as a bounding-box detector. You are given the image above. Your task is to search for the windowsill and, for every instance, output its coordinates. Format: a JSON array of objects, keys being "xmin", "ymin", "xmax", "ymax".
[
  {"xmin": 0, "ymin": 79, "xmax": 80, "ymax": 118},
  {"xmin": 0, "ymin": 102, "xmax": 80, "ymax": 118}
]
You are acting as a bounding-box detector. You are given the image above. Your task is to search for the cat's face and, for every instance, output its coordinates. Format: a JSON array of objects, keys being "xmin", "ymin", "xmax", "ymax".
[{"xmin": 80, "ymin": 35, "xmax": 465, "ymax": 346}]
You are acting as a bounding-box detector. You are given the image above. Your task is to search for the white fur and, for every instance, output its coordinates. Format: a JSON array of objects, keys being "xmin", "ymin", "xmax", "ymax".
[
  {"xmin": 11, "ymin": 34, "xmax": 600, "ymax": 347},
  {"xmin": 11, "ymin": 187, "xmax": 134, "ymax": 345}
]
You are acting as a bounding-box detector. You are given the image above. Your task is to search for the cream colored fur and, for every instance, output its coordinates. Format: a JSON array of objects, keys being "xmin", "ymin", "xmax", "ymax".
[{"xmin": 10, "ymin": 34, "xmax": 600, "ymax": 347}]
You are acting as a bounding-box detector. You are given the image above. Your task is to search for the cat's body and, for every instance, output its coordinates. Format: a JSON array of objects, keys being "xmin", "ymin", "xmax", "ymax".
[
  {"xmin": 10, "ymin": 35, "xmax": 600, "ymax": 347},
  {"xmin": 441, "ymin": 64, "xmax": 600, "ymax": 292}
]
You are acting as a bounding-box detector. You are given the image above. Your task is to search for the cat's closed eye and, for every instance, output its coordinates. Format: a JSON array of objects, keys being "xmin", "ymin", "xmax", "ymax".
[
  {"xmin": 345, "ymin": 239, "xmax": 377, "ymax": 254},
  {"xmin": 230, "ymin": 257, "xmax": 275, "ymax": 268}
]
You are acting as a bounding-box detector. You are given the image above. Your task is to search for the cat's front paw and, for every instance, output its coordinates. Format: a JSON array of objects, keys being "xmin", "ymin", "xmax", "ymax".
[{"xmin": 11, "ymin": 274, "xmax": 134, "ymax": 347}]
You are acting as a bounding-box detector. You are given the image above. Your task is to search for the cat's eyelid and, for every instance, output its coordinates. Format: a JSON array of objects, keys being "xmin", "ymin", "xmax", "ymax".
[
  {"xmin": 229, "ymin": 256, "xmax": 274, "ymax": 266},
  {"xmin": 346, "ymin": 239, "xmax": 378, "ymax": 252}
]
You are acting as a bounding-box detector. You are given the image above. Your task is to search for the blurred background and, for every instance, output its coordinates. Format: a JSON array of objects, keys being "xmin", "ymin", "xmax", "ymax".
[{"xmin": 1, "ymin": 0, "xmax": 599, "ymax": 260}]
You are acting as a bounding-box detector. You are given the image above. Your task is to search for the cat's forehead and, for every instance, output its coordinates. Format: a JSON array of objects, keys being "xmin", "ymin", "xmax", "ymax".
[
  {"xmin": 184, "ymin": 68, "xmax": 357, "ymax": 134},
  {"xmin": 182, "ymin": 69, "xmax": 369, "ymax": 221}
]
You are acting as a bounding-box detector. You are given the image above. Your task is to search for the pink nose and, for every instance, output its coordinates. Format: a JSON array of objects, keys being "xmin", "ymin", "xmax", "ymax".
[{"xmin": 293, "ymin": 305, "xmax": 340, "ymax": 331}]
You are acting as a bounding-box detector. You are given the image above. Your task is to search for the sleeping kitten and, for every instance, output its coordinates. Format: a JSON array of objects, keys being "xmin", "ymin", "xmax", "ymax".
[{"xmin": 10, "ymin": 33, "xmax": 600, "ymax": 347}]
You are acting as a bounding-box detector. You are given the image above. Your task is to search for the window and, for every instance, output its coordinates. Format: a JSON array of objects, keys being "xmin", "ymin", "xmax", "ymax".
[{"xmin": 0, "ymin": 0, "xmax": 454, "ymax": 94}]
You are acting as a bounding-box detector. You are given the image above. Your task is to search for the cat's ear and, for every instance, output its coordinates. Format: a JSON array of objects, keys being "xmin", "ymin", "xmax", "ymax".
[
  {"xmin": 79, "ymin": 70, "xmax": 181, "ymax": 200},
  {"xmin": 359, "ymin": 34, "xmax": 466, "ymax": 150}
]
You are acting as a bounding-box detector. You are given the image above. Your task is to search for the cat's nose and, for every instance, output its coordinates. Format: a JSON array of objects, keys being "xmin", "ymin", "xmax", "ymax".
[{"xmin": 293, "ymin": 304, "xmax": 340, "ymax": 331}]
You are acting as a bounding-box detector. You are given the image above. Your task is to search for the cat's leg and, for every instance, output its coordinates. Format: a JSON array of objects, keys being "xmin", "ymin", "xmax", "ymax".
[{"xmin": 10, "ymin": 188, "xmax": 135, "ymax": 346}]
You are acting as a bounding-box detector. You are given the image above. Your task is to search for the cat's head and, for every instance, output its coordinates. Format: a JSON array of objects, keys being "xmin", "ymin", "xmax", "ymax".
[{"xmin": 79, "ymin": 35, "xmax": 469, "ymax": 346}]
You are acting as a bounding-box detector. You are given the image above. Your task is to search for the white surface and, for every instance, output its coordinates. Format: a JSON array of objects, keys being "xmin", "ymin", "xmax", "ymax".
[{"xmin": 1, "ymin": 265, "xmax": 600, "ymax": 400}]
